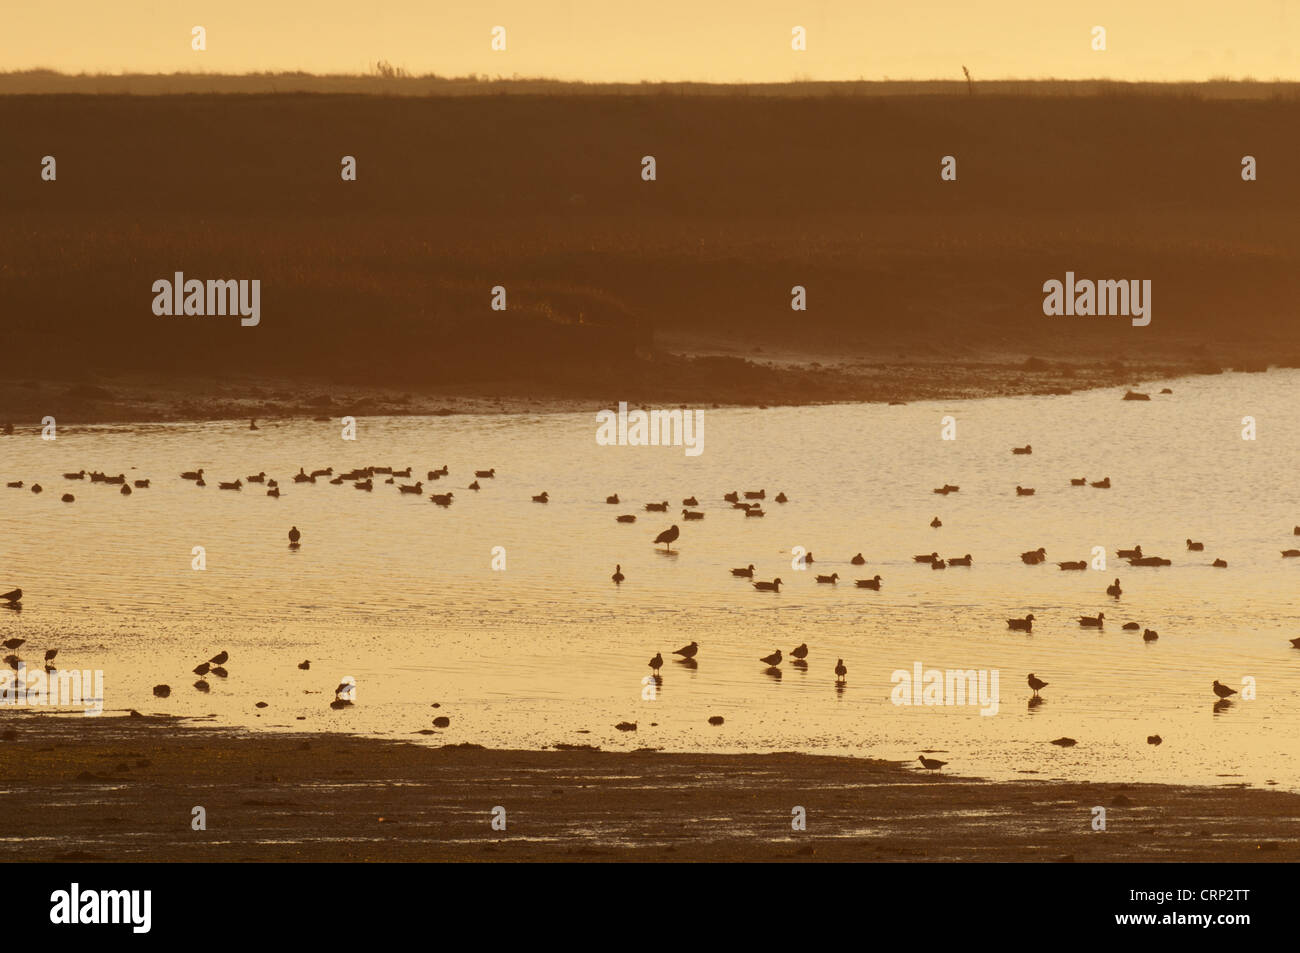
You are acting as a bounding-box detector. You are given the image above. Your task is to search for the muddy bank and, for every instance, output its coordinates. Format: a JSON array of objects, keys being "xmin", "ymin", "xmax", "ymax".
[{"xmin": 0, "ymin": 716, "xmax": 1295, "ymax": 861}]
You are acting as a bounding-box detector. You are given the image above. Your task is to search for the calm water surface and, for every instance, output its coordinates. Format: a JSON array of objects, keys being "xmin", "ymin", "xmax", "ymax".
[{"xmin": 1, "ymin": 371, "xmax": 1298, "ymax": 789}]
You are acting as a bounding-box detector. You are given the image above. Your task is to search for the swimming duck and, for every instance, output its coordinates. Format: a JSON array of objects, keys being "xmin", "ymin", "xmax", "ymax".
[
  {"xmin": 947, "ymin": 554, "xmax": 972, "ymax": 566},
  {"xmin": 1007, "ymin": 614, "xmax": 1034, "ymax": 632},
  {"xmin": 815, "ymin": 573, "xmax": 838, "ymax": 584},
  {"xmin": 682, "ymin": 510, "xmax": 704, "ymax": 520},
  {"xmin": 744, "ymin": 508, "xmax": 765, "ymax": 517},
  {"xmin": 1117, "ymin": 545, "xmax": 1142, "ymax": 559},
  {"xmin": 850, "ymin": 553, "xmax": 866, "ymax": 565},
  {"xmin": 1020, "ymin": 548, "xmax": 1047, "ymax": 564},
  {"xmin": 1212, "ymin": 559, "xmax": 1227, "ymax": 568},
  {"xmin": 354, "ymin": 479, "xmax": 372, "ymax": 491},
  {"xmin": 930, "ymin": 559, "xmax": 947, "ymax": 569},
  {"xmin": 723, "ymin": 491, "xmax": 739, "ymax": 503},
  {"xmin": 120, "ymin": 484, "xmax": 131, "ymax": 496},
  {"xmin": 1122, "ymin": 622, "xmax": 1140, "ymax": 630},
  {"xmin": 1283, "ymin": 550, "xmax": 1300, "ymax": 558},
  {"xmin": 914, "ymin": 553, "xmax": 940, "ymax": 563},
  {"xmin": 218, "ymin": 479, "xmax": 242, "ymax": 490},
  {"xmin": 1106, "ymin": 578, "xmax": 1122, "ymax": 597},
  {"xmin": 1070, "ymin": 477, "xmax": 1086, "ymax": 486},
  {"xmin": 1016, "ymin": 486, "xmax": 1035, "ymax": 496},
  {"xmin": 247, "ymin": 472, "xmax": 266, "ymax": 483},
  {"xmin": 430, "ymin": 493, "xmax": 454, "ymax": 507},
  {"xmin": 1186, "ymin": 539, "xmax": 1204, "ymax": 551},
  {"xmin": 930, "ymin": 517, "xmax": 942, "ymax": 528},
  {"xmin": 468, "ymin": 481, "xmax": 480, "ymax": 490},
  {"xmin": 266, "ymin": 487, "xmax": 280, "ymax": 497},
  {"xmin": 5, "ymin": 481, "xmax": 21, "ymax": 488},
  {"xmin": 532, "ymin": 491, "xmax": 549, "ymax": 503},
  {"xmin": 855, "ymin": 575, "xmax": 882, "ymax": 589},
  {"xmin": 475, "ymin": 469, "xmax": 495, "ymax": 478},
  {"xmin": 752, "ymin": 578, "xmax": 782, "ymax": 592},
  {"xmin": 731, "ymin": 564, "xmax": 756, "ymax": 577},
  {"xmin": 775, "ymin": 492, "xmax": 788, "ymax": 503},
  {"xmin": 681, "ymin": 496, "xmax": 698, "ymax": 507},
  {"xmin": 606, "ymin": 494, "xmax": 619, "ymax": 504},
  {"xmin": 63, "ymin": 470, "xmax": 85, "ymax": 480},
  {"xmin": 1142, "ymin": 629, "xmax": 1159, "ymax": 641},
  {"xmin": 1090, "ymin": 477, "xmax": 1111, "ymax": 488},
  {"xmin": 1012, "ymin": 445, "xmax": 1032, "ymax": 455},
  {"xmin": 1057, "ymin": 561, "xmax": 1086, "ymax": 571},
  {"xmin": 1079, "ymin": 613, "xmax": 1105, "ymax": 628},
  {"xmin": 644, "ymin": 501, "xmax": 669, "ymax": 512},
  {"xmin": 744, "ymin": 490, "xmax": 765, "ymax": 500},
  {"xmin": 181, "ymin": 469, "xmax": 204, "ymax": 481},
  {"xmin": 398, "ymin": 481, "xmax": 423, "ymax": 494},
  {"xmin": 615, "ymin": 514, "xmax": 636, "ymax": 523}
]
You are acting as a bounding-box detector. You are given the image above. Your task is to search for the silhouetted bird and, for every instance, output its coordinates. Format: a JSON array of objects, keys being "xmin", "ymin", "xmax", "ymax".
[
  {"xmin": 1106, "ymin": 579, "xmax": 1122, "ymax": 597},
  {"xmin": 917, "ymin": 755, "xmax": 947, "ymax": 770},
  {"xmin": 759, "ymin": 649, "xmax": 783, "ymax": 667},
  {"xmin": 674, "ymin": 641, "xmax": 699, "ymax": 660},
  {"xmin": 855, "ymin": 575, "xmax": 882, "ymax": 589},
  {"xmin": 1212, "ymin": 680, "xmax": 1237, "ymax": 699},
  {"xmin": 654, "ymin": 524, "xmax": 680, "ymax": 552},
  {"xmin": 612, "ymin": 564, "xmax": 624, "ymax": 584},
  {"xmin": 1027, "ymin": 673, "xmax": 1048, "ymax": 696},
  {"xmin": 209, "ymin": 651, "xmax": 229, "ymax": 665},
  {"xmin": 834, "ymin": 659, "xmax": 847, "ymax": 683},
  {"xmin": 790, "ymin": 643, "xmax": 809, "ymax": 660},
  {"xmin": 649, "ymin": 652, "xmax": 663, "ymax": 673},
  {"xmin": 288, "ymin": 526, "xmax": 301, "ymax": 545},
  {"xmin": 1007, "ymin": 614, "xmax": 1034, "ymax": 632},
  {"xmin": 731, "ymin": 564, "xmax": 755, "ymax": 577},
  {"xmin": 753, "ymin": 578, "xmax": 782, "ymax": 592}
]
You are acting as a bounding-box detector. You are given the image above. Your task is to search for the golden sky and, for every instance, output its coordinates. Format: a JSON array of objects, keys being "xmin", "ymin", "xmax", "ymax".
[{"xmin": 2, "ymin": 1, "xmax": 1295, "ymax": 81}]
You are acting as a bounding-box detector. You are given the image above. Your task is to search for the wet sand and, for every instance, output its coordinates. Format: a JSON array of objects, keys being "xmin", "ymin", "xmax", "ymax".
[{"xmin": 1, "ymin": 715, "xmax": 1295, "ymax": 862}]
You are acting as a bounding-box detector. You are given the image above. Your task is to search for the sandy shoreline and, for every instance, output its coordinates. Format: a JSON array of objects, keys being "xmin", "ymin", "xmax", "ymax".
[{"xmin": 1, "ymin": 715, "xmax": 1295, "ymax": 862}]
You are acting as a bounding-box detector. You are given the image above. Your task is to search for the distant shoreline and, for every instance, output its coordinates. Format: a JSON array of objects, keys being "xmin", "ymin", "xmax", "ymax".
[
  {"xmin": 1, "ymin": 715, "xmax": 1295, "ymax": 861},
  {"xmin": 3, "ymin": 72, "xmax": 1299, "ymax": 99},
  {"xmin": 0, "ymin": 356, "xmax": 1255, "ymax": 428}
]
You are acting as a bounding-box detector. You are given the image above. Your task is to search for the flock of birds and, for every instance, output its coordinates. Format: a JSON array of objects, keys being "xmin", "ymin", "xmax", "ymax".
[{"xmin": 4, "ymin": 418, "xmax": 1299, "ymax": 774}]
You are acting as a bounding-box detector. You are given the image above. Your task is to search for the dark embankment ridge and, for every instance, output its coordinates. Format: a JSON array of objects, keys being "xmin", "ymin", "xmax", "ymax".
[
  {"xmin": 1, "ymin": 716, "xmax": 1297, "ymax": 862},
  {"xmin": 2, "ymin": 77, "xmax": 1298, "ymax": 419}
]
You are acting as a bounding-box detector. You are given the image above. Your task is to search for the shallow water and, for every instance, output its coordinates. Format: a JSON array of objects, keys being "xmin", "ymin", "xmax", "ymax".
[{"xmin": 1, "ymin": 371, "xmax": 1298, "ymax": 789}]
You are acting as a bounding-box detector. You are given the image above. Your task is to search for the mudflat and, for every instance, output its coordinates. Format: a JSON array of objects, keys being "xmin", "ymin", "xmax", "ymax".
[{"xmin": 1, "ymin": 716, "xmax": 1295, "ymax": 862}]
